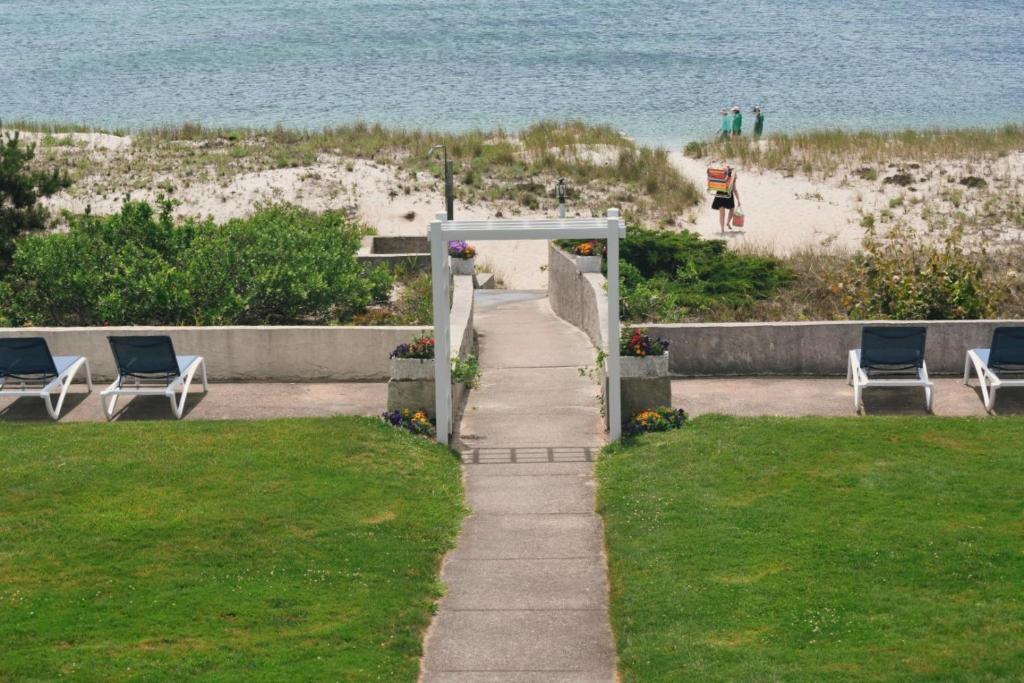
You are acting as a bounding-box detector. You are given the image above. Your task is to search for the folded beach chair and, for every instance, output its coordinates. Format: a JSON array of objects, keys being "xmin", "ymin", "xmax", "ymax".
[
  {"xmin": 101, "ymin": 336, "xmax": 207, "ymax": 420},
  {"xmin": 847, "ymin": 327, "xmax": 933, "ymax": 412},
  {"xmin": 963, "ymin": 326, "xmax": 1024, "ymax": 412},
  {"xmin": 0, "ymin": 337, "xmax": 92, "ymax": 419},
  {"xmin": 706, "ymin": 166, "xmax": 733, "ymax": 195}
]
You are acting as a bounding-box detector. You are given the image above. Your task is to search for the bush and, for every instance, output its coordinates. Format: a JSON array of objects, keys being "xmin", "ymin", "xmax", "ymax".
[
  {"xmin": 833, "ymin": 225, "xmax": 1001, "ymax": 320},
  {"xmin": 2, "ymin": 201, "xmax": 390, "ymax": 325},
  {"xmin": 619, "ymin": 229, "xmax": 793, "ymax": 321}
]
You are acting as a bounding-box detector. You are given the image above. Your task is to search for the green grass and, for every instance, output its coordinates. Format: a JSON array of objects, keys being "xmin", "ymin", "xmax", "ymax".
[
  {"xmin": 598, "ymin": 415, "xmax": 1024, "ymax": 681},
  {"xmin": 0, "ymin": 417, "xmax": 464, "ymax": 681}
]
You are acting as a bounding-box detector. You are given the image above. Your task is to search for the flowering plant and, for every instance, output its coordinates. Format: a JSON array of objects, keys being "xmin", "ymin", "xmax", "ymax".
[
  {"xmin": 573, "ymin": 241, "xmax": 604, "ymax": 257},
  {"xmin": 382, "ymin": 408, "xmax": 436, "ymax": 437},
  {"xmin": 623, "ymin": 406, "xmax": 687, "ymax": 437},
  {"xmin": 448, "ymin": 240, "xmax": 477, "ymax": 259},
  {"xmin": 390, "ymin": 335, "xmax": 435, "ymax": 359},
  {"xmin": 620, "ymin": 328, "xmax": 669, "ymax": 357}
]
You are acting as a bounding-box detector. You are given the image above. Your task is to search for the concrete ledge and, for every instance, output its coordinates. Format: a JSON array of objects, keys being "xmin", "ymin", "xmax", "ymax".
[
  {"xmin": 0, "ymin": 326, "xmax": 429, "ymax": 382},
  {"xmin": 647, "ymin": 320, "xmax": 1024, "ymax": 376},
  {"xmin": 372, "ymin": 235, "xmax": 428, "ymax": 254},
  {"xmin": 547, "ymin": 243, "xmax": 608, "ymax": 351}
]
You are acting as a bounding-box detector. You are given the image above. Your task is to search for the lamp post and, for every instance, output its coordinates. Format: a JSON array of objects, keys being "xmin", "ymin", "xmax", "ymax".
[
  {"xmin": 429, "ymin": 144, "xmax": 455, "ymax": 220},
  {"xmin": 556, "ymin": 177, "xmax": 567, "ymax": 218}
]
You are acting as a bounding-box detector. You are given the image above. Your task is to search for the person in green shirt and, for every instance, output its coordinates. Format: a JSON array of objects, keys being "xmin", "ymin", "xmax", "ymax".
[
  {"xmin": 719, "ymin": 108, "xmax": 732, "ymax": 139},
  {"xmin": 731, "ymin": 106, "xmax": 743, "ymax": 136},
  {"xmin": 753, "ymin": 107, "xmax": 765, "ymax": 138}
]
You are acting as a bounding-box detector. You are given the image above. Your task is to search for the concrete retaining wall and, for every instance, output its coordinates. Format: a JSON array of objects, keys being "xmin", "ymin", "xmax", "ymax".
[
  {"xmin": 0, "ymin": 325, "xmax": 430, "ymax": 382},
  {"xmin": 450, "ymin": 275, "xmax": 476, "ymax": 358},
  {"xmin": 547, "ymin": 243, "xmax": 609, "ymax": 351},
  {"xmin": 646, "ymin": 320, "xmax": 1023, "ymax": 377}
]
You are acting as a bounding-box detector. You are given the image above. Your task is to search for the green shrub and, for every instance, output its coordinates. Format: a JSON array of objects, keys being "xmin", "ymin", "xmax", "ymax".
[
  {"xmin": 619, "ymin": 229, "xmax": 793, "ymax": 321},
  {"xmin": 2, "ymin": 201, "xmax": 390, "ymax": 325},
  {"xmin": 834, "ymin": 225, "xmax": 1000, "ymax": 320},
  {"xmin": 184, "ymin": 204, "xmax": 388, "ymax": 324}
]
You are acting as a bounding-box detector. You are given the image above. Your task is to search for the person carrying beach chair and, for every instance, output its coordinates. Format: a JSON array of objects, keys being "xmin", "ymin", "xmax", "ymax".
[{"xmin": 707, "ymin": 165, "xmax": 741, "ymax": 233}]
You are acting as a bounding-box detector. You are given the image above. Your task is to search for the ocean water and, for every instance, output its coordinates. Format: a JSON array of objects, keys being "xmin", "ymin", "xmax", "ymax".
[{"xmin": 2, "ymin": 0, "xmax": 1022, "ymax": 145}]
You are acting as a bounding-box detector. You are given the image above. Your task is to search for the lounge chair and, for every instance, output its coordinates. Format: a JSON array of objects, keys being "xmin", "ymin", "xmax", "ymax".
[
  {"xmin": 101, "ymin": 336, "xmax": 207, "ymax": 420},
  {"xmin": 0, "ymin": 337, "xmax": 92, "ymax": 419},
  {"xmin": 848, "ymin": 326, "xmax": 933, "ymax": 412},
  {"xmin": 963, "ymin": 326, "xmax": 1024, "ymax": 412}
]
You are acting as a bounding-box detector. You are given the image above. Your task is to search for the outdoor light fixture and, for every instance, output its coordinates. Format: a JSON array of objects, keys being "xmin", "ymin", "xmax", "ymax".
[
  {"xmin": 557, "ymin": 177, "xmax": 568, "ymax": 218},
  {"xmin": 428, "ymin": 144, "xmax": 455, "ymax": 220}
]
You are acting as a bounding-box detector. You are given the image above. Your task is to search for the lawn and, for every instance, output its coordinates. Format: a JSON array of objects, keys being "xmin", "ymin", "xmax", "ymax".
[
  {"xmin": 0, "ymin": 417, "xmax": 464, "ymax": 681},
  {"xmin": 598, "ymin": 415, "xmax": 1024, "ymax": 682}
]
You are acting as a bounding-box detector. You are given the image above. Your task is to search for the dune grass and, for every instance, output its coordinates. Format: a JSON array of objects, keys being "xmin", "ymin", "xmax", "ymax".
[
  {"xmin": 5, "ymin": 118, "xmax": 701, "ymax": 223},
  {"xmin": 696, "ymin": 124, "xmax": 1024, "ymax": 178},
  {"xmin": 598, "ymin": 415, "xmax": 1024, "ymax": 682},
  {"xmin": 0, "ymin": 416, "xmax": 464, "ymax": 681}
]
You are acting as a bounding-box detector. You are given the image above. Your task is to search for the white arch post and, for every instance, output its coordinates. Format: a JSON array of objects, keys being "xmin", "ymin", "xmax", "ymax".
[{"xmin": 430, "ymin": 209, "xmax": 626, "ymax": 445}]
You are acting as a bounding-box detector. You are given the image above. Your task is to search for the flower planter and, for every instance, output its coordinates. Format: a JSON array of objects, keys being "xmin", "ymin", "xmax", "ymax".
[
  {"xmin": 618, "ymin": 352, "xmax": 671, "ymax": 425},
  {"xmin": 573, "ymin": 254, "xmax": 603, "ymax": 273},
  {"xmin": 450, "ymin": 256, "xmax": 476, "ymax": 275},
  {"xmin": 390, "ymin": 357, "xmax": 434, "ymax": 381},
  {"xmin": 387, "ymin": 358, "xmax": 466, "ymax": 418}
]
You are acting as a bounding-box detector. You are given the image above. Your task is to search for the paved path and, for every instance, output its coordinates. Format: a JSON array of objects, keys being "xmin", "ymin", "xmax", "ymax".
[
  {"xmin": 0, "ymin": 382, "xmax": 385, "ymax": 422},
  {"xmin": 421, "ymin": 290, "xmax": 616, "ymax": 683},
  {"xmin": 676, "ymin": 377, "xmax": 1024, "ymax": 417}
]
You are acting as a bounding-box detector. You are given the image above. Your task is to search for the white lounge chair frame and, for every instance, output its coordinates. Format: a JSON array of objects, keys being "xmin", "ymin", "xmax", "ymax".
[
  {"xmin": 0, "ymin": 355, "xmax": 92, "ymax": 420},
  {"xmin": 848, "ymin": 349, "xmax": 934, "ymax": 412},
  {"xmin": 963, "ymin": 348, "xmax": 1024, "ymax": 412},
  {"xmin": 101, "ymin": 355, "xmax": 208, "ymax": 420}
]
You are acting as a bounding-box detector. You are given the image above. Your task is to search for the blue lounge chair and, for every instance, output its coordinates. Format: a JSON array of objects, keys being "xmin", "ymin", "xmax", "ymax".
[
  {"xmin": 847, "ymin": 326, "xmax": 933, "ymax": 412},
  {"xmin": 101, "ymin": 336, "xmax": 207, "ymax": 420},
  {"xmin": 0, "ymin": 337, "xmax": 92, "ymax": 419},
  {"xmin": 963, "ymin": 326, "xmax": 1024, "ymax": 412}
]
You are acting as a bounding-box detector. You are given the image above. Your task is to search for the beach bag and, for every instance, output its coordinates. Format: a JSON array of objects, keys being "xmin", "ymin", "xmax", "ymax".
[
  {"xmin": 732, "ymin": 207, "xmax": 745, "ymax": 228},
  {"xmin": 706, "ymin": 167, "xmax": 733, "ymax": 195}
]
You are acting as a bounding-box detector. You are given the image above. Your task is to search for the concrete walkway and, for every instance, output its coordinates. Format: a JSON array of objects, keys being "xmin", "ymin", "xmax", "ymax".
[
  {"xmin": 421, "ymin": 290, "xmax": 616, "ymax": 683},
  {"xmin": 676, "ymin": 377, "xmax": 1024, "ymax": 417},
  {"xmin": 0, "ymin": 382, "xmax": 385, "ymax": 422}
]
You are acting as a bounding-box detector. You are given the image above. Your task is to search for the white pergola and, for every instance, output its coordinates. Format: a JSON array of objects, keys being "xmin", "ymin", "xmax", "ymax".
[{"xmin": 430, "ymin": 208, "xmax": 627, "ymax": 445}]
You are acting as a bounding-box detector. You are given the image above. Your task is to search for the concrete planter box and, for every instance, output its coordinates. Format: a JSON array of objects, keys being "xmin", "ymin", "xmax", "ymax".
[
  {"xmin": 450, "ymin": 256, "xmax": 476, "ymax": 275},
  {"xmin": 390, "ymin": 357, "xmax": 434, "ymax": 381},
  {"xmin": 387, "ymin": 358, "xmax": 465, "ymax": 419},
  {"xmin": 573, "ymin": 254, "xmax": 603, "ymax": 273},
  {"xmin": 619, "ymin": 353, "xmax": 671, "ymax": 422}
]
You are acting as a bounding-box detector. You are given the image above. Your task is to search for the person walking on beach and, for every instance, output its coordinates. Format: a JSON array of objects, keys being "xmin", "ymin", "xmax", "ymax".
[
  {"xmin": 731, "ymin": 106, "xmax": 743, "ymax": 136},
  {"xmin": 753, "ymin": 106, "xmax": 765, "ymax": 138},
  {"xmin": 711, "ymin": 166, "xmax": 741, "ymax": 233},
  {"xmin": 719, "ymin": 108, "xmax": 732, "ymax": 139}
]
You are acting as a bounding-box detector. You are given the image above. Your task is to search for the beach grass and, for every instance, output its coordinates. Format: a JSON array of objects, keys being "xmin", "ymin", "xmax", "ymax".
[
  {"xmin": 7, "ymin": 119, "xmax": 701, "ymax": 223},
  {"xmin": 698, "ymin": 124, "xmax": 1024, "ymax": 177},
  {"xmin": 0, "ymin": 416, "xmax": 464, "ymax": 681},
  {"xmin": 598, "ymin": 415, "xmax": 1024, "ymax": 682}
]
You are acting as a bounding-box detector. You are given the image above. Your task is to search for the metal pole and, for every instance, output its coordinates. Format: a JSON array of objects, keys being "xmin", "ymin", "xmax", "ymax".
[
  {"xmin": 606, "ymin": 208, "xmax": 622, "ymax": 439},
  {"xmin": 558, "ymin": 178, "xmax": 567, "ymax": 219},
  {"xmin": 444, "ymin": 154, "xmax": 455, "ymax": 221},
  {"xmin": 430, "ymin": 216, "xmax": 452, "ymax": 444}
]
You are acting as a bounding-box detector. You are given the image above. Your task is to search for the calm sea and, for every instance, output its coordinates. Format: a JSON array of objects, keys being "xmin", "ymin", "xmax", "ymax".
[{"xmin": 2, "ymin": 0, "xmax": 1022, "ymax": 145}]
